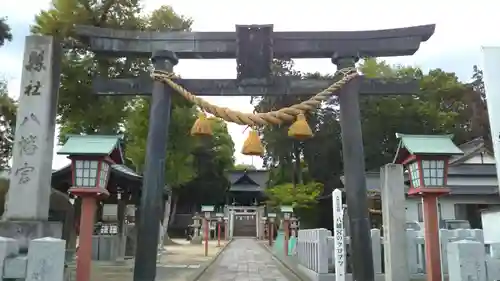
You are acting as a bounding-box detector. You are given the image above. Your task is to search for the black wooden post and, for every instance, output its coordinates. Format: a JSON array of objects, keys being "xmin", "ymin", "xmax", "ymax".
[
  {"xmin": 133, "ymin": 50, "xmax": 178, "ymax": 281},
  {"xmin": 333, "ymin": 54, "xmax": 374, "ymax": 281}
]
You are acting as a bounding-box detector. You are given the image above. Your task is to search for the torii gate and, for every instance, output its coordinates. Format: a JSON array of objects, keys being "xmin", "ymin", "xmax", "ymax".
[{"xmin": 75, "ymin": 24, "xmax": 435, "ymax": 281}]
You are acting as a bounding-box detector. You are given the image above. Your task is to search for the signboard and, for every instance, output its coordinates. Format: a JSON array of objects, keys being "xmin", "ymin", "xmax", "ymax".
[
  {"xmin": 267, "ymin": 213, "xmax": 277, "ymax": 218},
  {"xmin": 201, "ymin": 205, "xmax": 215, "ymax": 212},
  {"xmin": 332, "ymin": 189, "xmax": 346, "ymax": 281},
  {"xmin": 280, "ymin": 205, "xmax": 294, "ymax": 213},
  {"xmin": 215, "ymin": 213, "xmax": 224, "ymax": 217},
  {"xmin": 5, "ymin": 36, "xmax": 60, "ymax": 220}
]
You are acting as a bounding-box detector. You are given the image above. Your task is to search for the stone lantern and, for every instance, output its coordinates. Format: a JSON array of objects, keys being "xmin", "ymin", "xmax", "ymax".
[
  {"xmin": 393, "ymin": 133, "xmax": 463, "ymax": 281},
  {"xmin": 280, "ymin": 205, "xmax": 294, "ymax": 256},
  {"xmin": 190, "ymin": 213, "xmax": 202, "ymax": 244}
]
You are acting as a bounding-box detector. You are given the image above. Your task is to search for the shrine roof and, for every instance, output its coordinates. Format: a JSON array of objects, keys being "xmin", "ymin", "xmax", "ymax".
[
  {"xmin": 226, "ymin": 170, "xmax": 269, "ymax": 193},
  {"xmin": 227, "ymin": 170, "xmax": 269, "ymax": 187},
  {"xmin": 393, "ymin": 133, "xmax": 463, "ymax": 164},
  {"xmin": 57, "ymin": 135, "xmax": 123, "ymax": 157}
]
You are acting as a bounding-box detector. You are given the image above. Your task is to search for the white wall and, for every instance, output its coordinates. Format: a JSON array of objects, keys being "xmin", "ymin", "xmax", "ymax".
[
  {"xmin": 447, "ymin": 177, "xmax": 498, "ymax": 186},
  {"xmin": 404, "ymin": 198, "xmax": 455, "ymax": 223},
  {"xmin": 404, "ymin": 196, "xmax": 500, "ymax": 223}
]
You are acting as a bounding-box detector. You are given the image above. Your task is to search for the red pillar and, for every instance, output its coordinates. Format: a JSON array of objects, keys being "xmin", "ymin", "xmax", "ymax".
[
  {"xmin": 204, "ymin": 218, "xmax": 209, "ymax": 256},
  {"xmin": 422, "ymin": 194, "xmax": 443, "ymax": 281},
  {"xmin": 76, "ymin": 196, "xmax": 97, "ymax": 281},
  {"xmin": 284, "ymin": 219, "xmax": 289, "ymax": 256},
  {"xmin": 217, "ymin": 222, "xmax": 221, "ymax": 247}
]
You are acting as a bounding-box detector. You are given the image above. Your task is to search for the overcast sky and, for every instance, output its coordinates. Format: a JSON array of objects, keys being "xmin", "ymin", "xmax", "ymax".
[{"xmin": 2, "ymin": 0, "xmax": 499, "ymax": 170}]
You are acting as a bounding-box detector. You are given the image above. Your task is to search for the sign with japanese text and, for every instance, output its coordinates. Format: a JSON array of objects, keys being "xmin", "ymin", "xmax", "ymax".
[
  {"xmin": 332, "ymin": 188, "xmax": 346, "ymax": 281},
  {"xmin": 5, "ymin": 36, "xmax": 60, "ymax": 220}
]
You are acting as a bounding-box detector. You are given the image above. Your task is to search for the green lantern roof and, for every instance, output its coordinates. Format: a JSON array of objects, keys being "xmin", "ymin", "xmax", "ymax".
[
  {"xmin": 393, "ymin": 133, "xmax": 463, "ymax": 164},
  {"xmin": 58, "ymin": 135, "xmax": 122, "ymax": 156}
]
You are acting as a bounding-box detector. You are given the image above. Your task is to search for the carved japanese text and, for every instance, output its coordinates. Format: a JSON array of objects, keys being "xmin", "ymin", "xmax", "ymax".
[
  {"xmin": 24, "ymin": 80, "xmax": 42, "ymax": 96},
  {"xmin": 15, "ymin": 162, "xmax": 35, "ymax": 184},
  {"xmin": 19, "ymin": 135, "xmax": 38, "ymax": 156},
  {"xmin": 24, "ymin": 50, "xmax": 46, "ymax": 72},
  {"xmin": 20, "ymin": 113, "xmax": 41, "ymax": 126}
]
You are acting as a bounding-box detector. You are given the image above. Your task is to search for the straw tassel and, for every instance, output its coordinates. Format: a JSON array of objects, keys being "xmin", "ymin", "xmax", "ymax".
[
  {"xmin": 191, "ymin": 112, "xmax": 213, "ymax": 136},
  {"xmin": 288, "ymin": 113, "xmax": 313, "ymax": 140},
  {"xmin": 241, "ymin": 129, "xmax": 264, "ymax": 156}
]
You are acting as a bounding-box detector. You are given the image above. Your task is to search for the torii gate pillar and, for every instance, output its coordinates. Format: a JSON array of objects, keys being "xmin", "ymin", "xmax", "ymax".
[{"xmin": 333, "ymin": 54, "xmax": 374, "ymax": 280}]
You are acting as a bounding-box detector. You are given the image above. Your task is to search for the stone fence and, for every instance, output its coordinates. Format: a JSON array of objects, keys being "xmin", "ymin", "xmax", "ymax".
[
  {"xmin": 295, "ymin": 228, "xmax": 500, "ymax": 281},
  {"xmin": 0, "ymin": 236, "xmax": 66, "ymax": 281}
]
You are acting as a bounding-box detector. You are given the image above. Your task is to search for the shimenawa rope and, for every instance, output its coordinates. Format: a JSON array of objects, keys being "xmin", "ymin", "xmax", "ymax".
[{"xmin": 151, "ymin": 67, "xmax": 359, "ymax": 126}]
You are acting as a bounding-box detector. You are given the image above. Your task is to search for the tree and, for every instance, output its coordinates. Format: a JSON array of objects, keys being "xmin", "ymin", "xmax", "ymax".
[
  {"xmin": 31, "ymin": 0, "xmax": 193, "ymax": 142},
  {"xmin": 0, "ymin": 15, "xmax": 15, "ymax": 170},
  {"xmin": 180, "ymin": 118, "xmax": 235, "ymax": 207},
  {"xmin": 0, "ymin": 81, "xmax": 16, "ymax": 170},
  {"xmin": 124, "ymin": 95, "xmax": 197, "ymax": 244},
  {"xmin": 468, "ymin": 65, "xmax": 490, "ymax": 146},
  {"xmin": 0, "ymin": 17, "xmax": 12, "ymax": 47},
  {"xmin": 265, "ymin": 181, "xmax": 322, "ymax": 209},
  {"xmin": 358, "ymin": 58, "xmax": 487, "ymax": 170}
]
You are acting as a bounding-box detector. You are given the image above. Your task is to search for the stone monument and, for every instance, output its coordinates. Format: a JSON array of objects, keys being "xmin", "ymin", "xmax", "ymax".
[{"xmin": 0, "ymin": 36, "xmax": 62, "ymax": 250}]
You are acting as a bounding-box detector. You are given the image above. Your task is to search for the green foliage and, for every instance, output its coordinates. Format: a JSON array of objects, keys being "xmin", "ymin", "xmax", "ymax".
[
  {"xmin": 31, "ymin": 0, "xmax": 193, "ymax": 142},
  {"xmin": 265, "ymin": 181, "xmax": 323, "ymax": 209},
  {"xmin": 124, "ymin": 96, "xmax": 198, "ymax": 188},
  {"xmin": 206, "ymin": 118, "xmax": 235, "ymax": 170},
  {"xmin": 0, "ymin": 81, "xmax": 16, "ymax": 170},
  {"xmin": 358, "ymin": 58, "xmax": 487, "ymax": 170},
  {"xmin": 179, "ymin": 118, "xmax": 235, "ymax": 205},
  {"xmin": 0, "ymin": 17, "xmax": 12, "ymax": 47}
]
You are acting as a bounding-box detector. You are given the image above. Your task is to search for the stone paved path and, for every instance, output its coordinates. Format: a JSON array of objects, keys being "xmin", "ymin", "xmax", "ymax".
[{"xmin": 199, "ymin": 238, "xmax": 295, "ymax": 281}]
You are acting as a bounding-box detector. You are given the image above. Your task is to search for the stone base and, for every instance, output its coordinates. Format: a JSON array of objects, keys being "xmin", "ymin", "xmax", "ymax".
[
  {"xmin": 190, "ymin": 236, "xmax": 202, "ymax": 244},
  {"xmin": 0, "ymin": 220, "xmax": 62, "ymax": 253}
]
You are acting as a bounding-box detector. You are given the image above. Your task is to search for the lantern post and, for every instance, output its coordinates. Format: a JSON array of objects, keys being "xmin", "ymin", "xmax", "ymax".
[
  {"xmin": 268, "ymin": 213, "xmax": 276, "ymax": 246},
  {"xmin": 201, "ymin": 205, "xmax": 214, "ymax": 256},
  {"xmin": 280, "ymin": 206, "xmax": 294, "ymax": 256},
  {"xmin": 393, "ymin": 133, "xmax": 463, "ymax": 281},
  {"xmin": 216, "ymin": 213, "xmax": 224, "ymax": 247},
  {"xmin": 68, "ymin": 157, "xmax": 112, "ymax": 281}
]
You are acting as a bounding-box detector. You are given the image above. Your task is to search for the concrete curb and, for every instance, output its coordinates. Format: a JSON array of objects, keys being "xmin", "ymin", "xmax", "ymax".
[
  {"xmin": 259, "ymin": 242, "xmax": 309, "ymax": 281},
  {"xmin": 187, "ymin": 239, "xmax": 234, "ymax": 281}
]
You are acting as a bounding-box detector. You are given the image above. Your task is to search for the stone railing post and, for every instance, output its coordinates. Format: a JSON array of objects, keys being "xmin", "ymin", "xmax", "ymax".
[
  {"xmin": 371, "ymin": 229, "xmax": 382, "ymax": 274},
  {"xmin": 406, "ymin": 229, "xmax": 419, "ymax": 274},
  {"xmin": 0, "ymin": 237, "xmax": 19, "ymax": 277},
  {"xmin": 26, "ymin": 237, "xmax": 66, "ymax": 281},
  {"xmin": 316, "ymin": 228, "xmax": 330, "ymax": 274},
  {"xmin": 447, "ymin": 240, "xmax": 486, "ymax": 281}
]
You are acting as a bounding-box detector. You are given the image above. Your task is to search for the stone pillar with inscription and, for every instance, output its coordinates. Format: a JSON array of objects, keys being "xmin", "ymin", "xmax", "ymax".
[{"xmin": 0, "ymin": 36, "xmax": 62, "ymax": 251}]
